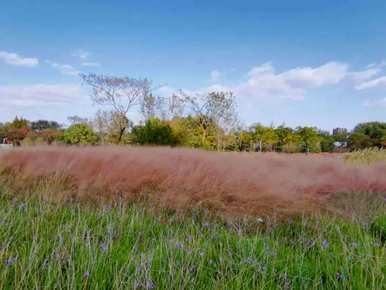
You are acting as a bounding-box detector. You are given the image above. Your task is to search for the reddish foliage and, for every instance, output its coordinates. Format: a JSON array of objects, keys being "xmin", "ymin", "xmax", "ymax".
[
  {"xmin": 0, "ymin": 146, "xmax": 385, "ymax": 217},
  {"xmin": 6, "ymin": 127, "xmax": 30, "ymax": 145}
]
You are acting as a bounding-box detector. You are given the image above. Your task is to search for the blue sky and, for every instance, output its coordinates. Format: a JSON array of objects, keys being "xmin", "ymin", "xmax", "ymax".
[{"xmin": 1, "ymin": 0, "xmax": 386, "ymax": 130}]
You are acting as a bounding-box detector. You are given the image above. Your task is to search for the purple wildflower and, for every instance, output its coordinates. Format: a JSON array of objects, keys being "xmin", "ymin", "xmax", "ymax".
[
  {"xmin": 5, "ymin": 256, "xmax": 17, "ymax": 266},
  {"xmin": 100, "ymin": 242, "xmax": 108, "ymax": 252},
  {"xmin": 175, "ymin": 242, "xmax": 184, "ymax": 250},
  {"xmin": 202, "ymin": 222, "xmax": 210, "ymax": 228},
  {"xmin": 83, "ymin": 271, "xmax": 90, "ymax": 279},
  {"xmin": 322, "ymin": 239, "xmax": 329, "ymax": 249},
  {"xmin": 145, "ymin": 279, "xmax": 155, "ymax": 289}
]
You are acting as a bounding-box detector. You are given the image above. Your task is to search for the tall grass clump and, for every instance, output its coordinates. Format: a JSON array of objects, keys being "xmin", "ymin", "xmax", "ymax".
[{"xmin": 345, "ymin": 147, "xmax": 386, "ymax": 165}]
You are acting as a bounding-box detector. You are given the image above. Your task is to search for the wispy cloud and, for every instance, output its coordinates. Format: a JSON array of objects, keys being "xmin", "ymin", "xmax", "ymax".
[
  {"xmin": 356, "ymin": 75, "xmax": 386, "ymax": 90},
  {"xmin": 348, "ymin": 68, "xmax": 380, "ymax": 82},
  {"xmin": 72, "ymin": 49, "xmax": 90, "ymax": 60},
  {"xmin": 80, "ymin": 62, "xmax": 100, "ymax": 67},
  {"xmin": 366, "ymin": 60, "xmax": 386, "ymax": 69},
  {"xmin": 46, "ymin": 61, "xmax": 81, "ymax": 76},
  {"xmin": 72, "ymin": 49, "xmax": 101, "ymax": 67},
  {"xmin": 0, "ymin": 50, "xmax": 39, "ymax": 67},
  {"xmin": 0, "ymin": 84, "xmax": 87, "ymax": 107}
]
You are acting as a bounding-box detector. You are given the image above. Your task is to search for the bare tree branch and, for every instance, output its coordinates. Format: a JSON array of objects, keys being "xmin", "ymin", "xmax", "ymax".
[{"xmin": 81, "ymin": 73, "xmax": 151, "ymax": 115}]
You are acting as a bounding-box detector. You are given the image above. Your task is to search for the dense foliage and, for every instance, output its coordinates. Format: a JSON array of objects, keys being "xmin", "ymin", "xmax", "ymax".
[
  {"xmin": 132, "ymin": 118, "xmax": 176, "ymax": 145},
  {"xmin": 0, "ymin": 115, "xmax": 385, "ymax": 152},
  {"xmin": 62, "ymin": 124, "xmax": 98, "ymax": 145},
  {"xmin": 349, "ymin": 122, "xmax": 386, "ymax": 150}
]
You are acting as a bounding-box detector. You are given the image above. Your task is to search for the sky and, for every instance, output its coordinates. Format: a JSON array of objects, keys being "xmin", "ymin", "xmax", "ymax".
[{"xmin": 1, "ymin": 0, "xmax": 386, "ymax": 131}]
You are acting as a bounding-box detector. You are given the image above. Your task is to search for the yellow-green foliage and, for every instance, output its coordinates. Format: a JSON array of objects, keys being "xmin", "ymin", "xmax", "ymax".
[{"xmin": 345, "ymin": 147, "xmax": 386, "ymax": 164}]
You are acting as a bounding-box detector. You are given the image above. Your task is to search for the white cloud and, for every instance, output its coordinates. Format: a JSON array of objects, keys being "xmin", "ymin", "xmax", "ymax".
[
  {"xmin": 0, "ymin": 50, "xmax": 39, "ymax": 67},
  {"xmin": 210, "ymin": 69, "xmax": 221, "ymax": 82},
  {"xmin": 280, "ymin": 62, "xmax": 348, "ymax": 87},
  {"xmin": 47, "ymin": 61, "xmax": 81, "ymax": 76},
  {"xmin": 225, "ymin": 62, "xmax": 349, "ymax": 100},
  {"xmin": 162, "ymin": 62, "xmax": 357, "ymax": 102},
  {"xmin": 81, "ymin": 62, "xmax": 100, "ymax": 67},
  {"xmin": 72, "ymin": 49, "xmax": 101, "ymax": 68},
  {"xmin": 0, "ymin": 84, "xmax": 93, "ymax": 123},
  {"xmin": 355, "ymin": 75, "xmax": 386, "ymax": 90},
  {"xmin": 0, "ymin": 84, "xmax": 87, "ymax": 107},
  {"xmin": 72, "ymin": 49, "xmax": 90, "ymax": 60}
]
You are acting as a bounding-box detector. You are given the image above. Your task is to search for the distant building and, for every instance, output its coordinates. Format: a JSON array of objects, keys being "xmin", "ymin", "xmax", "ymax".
[
  {"xmin": 333, "ymin": 141, "xmax": 348, "ymax": 151},
  {"xmin": 332, "ymin": 128, "xmax": 348, "ymax": 136}
]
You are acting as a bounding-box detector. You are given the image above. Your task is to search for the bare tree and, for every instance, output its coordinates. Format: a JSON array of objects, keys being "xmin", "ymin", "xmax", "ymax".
[
  {"xmin": 140, "ymin": 88, "xmax": 191, "ymax": 121},
  {"xmin": 141, "ymin": 93, "xmax": 157, "ymax": 120},
  {"xmin": 177, "ymin": 90, "xmax": 238, "ymax": 150},
  {"xmin": 93, "ymin": 110, "xmax": 131, "ymax": 144},
  {"xmin": 140, "ymin": 93, "xmax": 166, "ymax": 120},
  {"xmin": 81, "ymin": 73, "xmax": 151, "ymax": 142},
  {"xmin": 81, "ymin": 74, "xmax": 151, "ymax": 114},
  {"xmin": 167, "ymin": 92, "xmax": 188, "ymax": 119}
]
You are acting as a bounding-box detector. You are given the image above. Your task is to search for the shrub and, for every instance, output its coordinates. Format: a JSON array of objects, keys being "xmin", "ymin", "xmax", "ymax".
[
  {"xmin": 132, "ymin": 118, "xmax": 176, "ymax": 145},
  {"xmin": 63, "ymin": 124, "xmax": 98, "ymax": 145}
]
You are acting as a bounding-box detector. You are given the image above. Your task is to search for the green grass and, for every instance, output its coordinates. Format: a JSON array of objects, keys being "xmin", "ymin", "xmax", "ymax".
[{"xmin": 0, "ymin": 190, "xmax": 385, "ymax": 289}]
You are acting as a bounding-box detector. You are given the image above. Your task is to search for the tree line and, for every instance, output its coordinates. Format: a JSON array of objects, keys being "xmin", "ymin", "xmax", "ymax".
[{"xmin": 1, "ymin": 73, "xmax": 385, "ymax": 152}]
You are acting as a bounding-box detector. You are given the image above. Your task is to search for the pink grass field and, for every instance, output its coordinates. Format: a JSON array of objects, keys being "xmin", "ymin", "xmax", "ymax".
[{"xmin": 0, "ymin": 146, "xmax": 385, "ymax": 217}]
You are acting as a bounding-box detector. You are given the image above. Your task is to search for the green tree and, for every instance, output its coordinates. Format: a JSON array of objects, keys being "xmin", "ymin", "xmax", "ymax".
[
  {"xmin": 10, "ymin": 117, "xmax": 29, "ymax": 129},
  {"xmin": 0, "ymin": 123, "xmax": 7, "ymax": 141},
  {"xmin": 230, "ymin": 129, "xmax": 254, "ymax": 151},
  {"xmin": 348, "ymin": 132, "xmax": 373, "ymax": 150},
  {"xmin": 349, "ymin": 122, "xmax": 386, "ymax": 149},
  {"xmin": 180, "ymin": 91, "xmax": 238, "ymax": 150},
  {"xmin": 319, "ymin": 131, "xmax": 335, "ymax": 152},
  {"xmin": 169, "ymin": 116, "xmax": 218, "ymax": 149},
  {"xmin": 132, "ymin": 118, "xmax": 176, "ymax": 145},
  {"xmin": 252, "ymin": 124, "xmax": 278, "ymax": 152},
  {"xmin": 295, "ymin": 127, "xmax": 321, "ymax": 153},
  {"xmin": 63, "ymin": 124, "xmax": 98, "ymax": 145},
  {"xmin": 274, "ymin": 126, "xmax": 296, "ymax": 152},
  {"xmin": 31, "ymin": 120, "xmax": 61, "ymax": 131}
]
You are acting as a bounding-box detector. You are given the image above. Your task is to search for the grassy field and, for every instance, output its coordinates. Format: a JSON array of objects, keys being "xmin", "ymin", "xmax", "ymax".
[{"xmin": 0, "ymin": 147, "xmax": 385, "ymax": 289}]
